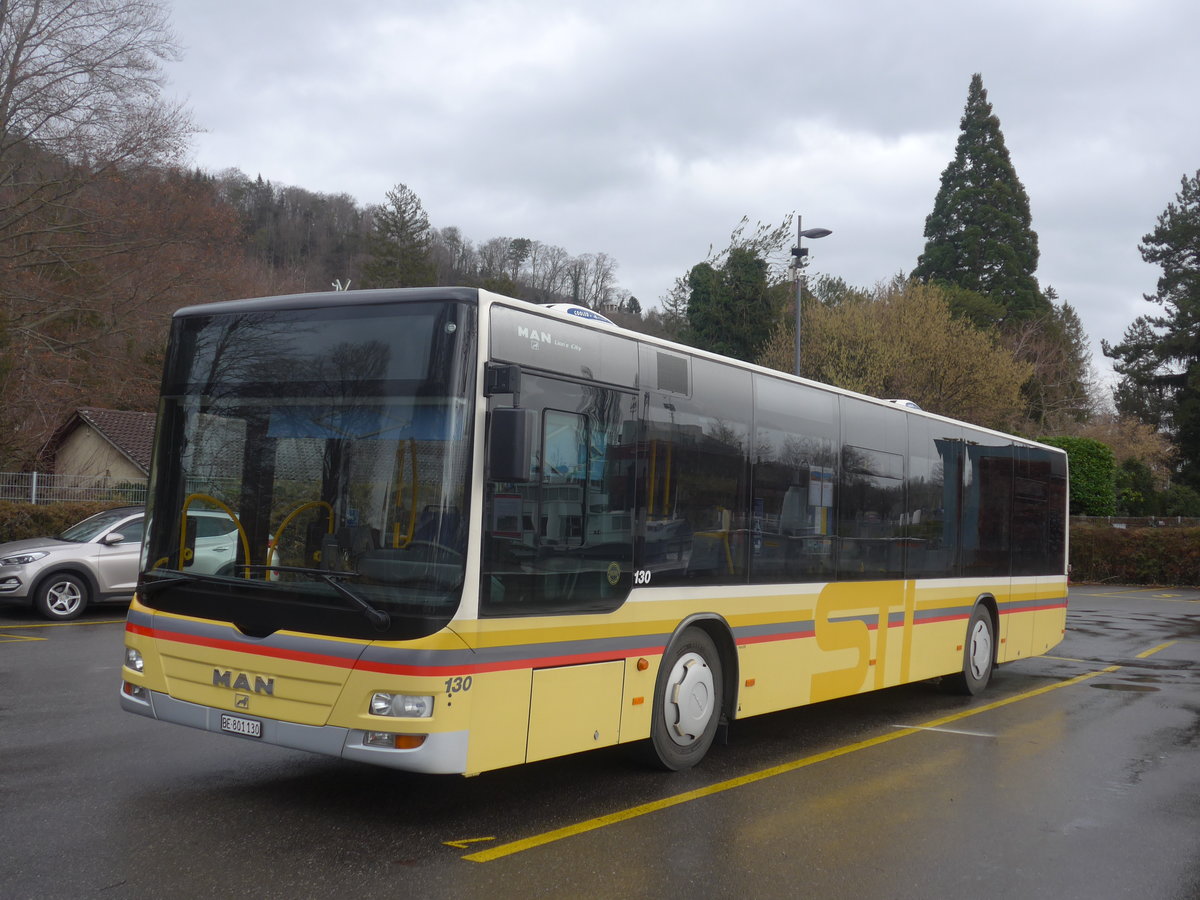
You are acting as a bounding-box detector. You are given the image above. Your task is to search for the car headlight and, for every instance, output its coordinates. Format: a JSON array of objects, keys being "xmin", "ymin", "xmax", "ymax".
[
  {"xmin": 370, "ymin": 692, "xmax": 433, "ymax": 718},
  {"xmin": 1, "ymin": 551, "xmax": 47, "ymax": 566}
]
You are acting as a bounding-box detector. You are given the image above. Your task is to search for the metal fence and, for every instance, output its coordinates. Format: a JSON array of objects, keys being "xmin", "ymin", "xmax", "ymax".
[
  {"xmin": 0, "ymin": 472, "xmax": 148, "ymax": 505},
  {"xmin": 1070, "ymin": 515, "xmax": 1200, "ymax": 529}
]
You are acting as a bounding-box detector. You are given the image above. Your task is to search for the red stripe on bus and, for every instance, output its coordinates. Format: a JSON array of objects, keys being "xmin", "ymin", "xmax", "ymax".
[
  {"xmin": 735, "ymin": 630, "xmax": 816, "ymax": 646},
  {"xmin": 127, "ymin": 622, "xmax": 665, "ymax": 677}
]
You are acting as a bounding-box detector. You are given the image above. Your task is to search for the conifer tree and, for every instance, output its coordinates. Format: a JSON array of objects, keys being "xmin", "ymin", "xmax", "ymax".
[
  {"xmin": 362, "ymin": 183, "xmax": 436, "ymax": 288},
  {"xmin": 686, "ymin": 248, "xmax": 774, "ymax": 362},
  {"xmin": 913, "ymin": 74, "xmax": 1047, "ymax": 322},
  {"xmin": 1104, "ymin": 170, "xmax": 1200, "ymax": 487}
]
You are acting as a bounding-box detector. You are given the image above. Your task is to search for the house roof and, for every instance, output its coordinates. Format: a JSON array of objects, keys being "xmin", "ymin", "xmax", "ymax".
[{"xmin": 42, "ymin": 407, "xmax": 157, "ymax": 475}]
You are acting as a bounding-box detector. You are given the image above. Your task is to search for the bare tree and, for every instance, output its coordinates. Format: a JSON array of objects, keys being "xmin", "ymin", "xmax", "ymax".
[
  {"xmin": 0, "ymin": 0, "xmax": 197, "ymax": 366},
  {"xmin": 525, "ymin": 240, "xmax": 569, "ymax": 303},
  {"xmin": 0, "ymin": 0, "xmax": 194, "ymax": 241}
]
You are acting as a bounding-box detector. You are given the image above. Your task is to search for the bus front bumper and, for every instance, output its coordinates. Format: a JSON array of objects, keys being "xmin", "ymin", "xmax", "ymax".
[{"xmin": 120, "ymin": 684, "xmax": 470, "ymax": 775}]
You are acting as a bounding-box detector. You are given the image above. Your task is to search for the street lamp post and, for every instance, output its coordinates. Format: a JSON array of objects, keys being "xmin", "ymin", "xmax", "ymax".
[{"xmin": 791, "ymin": 216, "xmax": 832, "ymax": 377}]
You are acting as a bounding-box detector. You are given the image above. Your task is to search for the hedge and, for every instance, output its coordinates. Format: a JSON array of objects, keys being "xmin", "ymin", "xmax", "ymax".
[
  {"xmin": 1039, "ymin": 435, "xmax": 1116, "ymax": 516},
  {"xmin": 0, "ymin": 501, "xmax": 130, "ymax": 544},
  {"xmin": 1070, "ymin": 523, "xmax": 1200, "ymax": 586}
]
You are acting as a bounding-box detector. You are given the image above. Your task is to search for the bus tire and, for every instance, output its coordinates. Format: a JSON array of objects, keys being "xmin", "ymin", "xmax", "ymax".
[
  {"xmin": 34, "ymin": 573, "xmax": 89, "ymax": 620},
  {"xmin": 646, "ymin": 626, "xmax": 723, "ymax": 771},
  {"xmin": 943, "ymin": 605, "xmax": 995, "ymax": 695}
]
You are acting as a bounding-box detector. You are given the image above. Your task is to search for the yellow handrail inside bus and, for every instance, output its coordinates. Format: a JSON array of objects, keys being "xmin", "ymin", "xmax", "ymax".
[
  {"xmin": 181, "ymin": 493, "xmax": 252, "ymax": 578},
  {"xmin": 267, "ymin": 500, "xmax": 334, "ymax": 568}
]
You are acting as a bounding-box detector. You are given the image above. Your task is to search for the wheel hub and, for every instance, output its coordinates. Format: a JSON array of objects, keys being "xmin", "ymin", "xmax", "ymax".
[
  {"xmin": 664, "ymin": 652, "xmax": 714, "ymax": 746},
  {"xmin": 967, "ymin": 618, "xmax": 992, "ymax": 680}
]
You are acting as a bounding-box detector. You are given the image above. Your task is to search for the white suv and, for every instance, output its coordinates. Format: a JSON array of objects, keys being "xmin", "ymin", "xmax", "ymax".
[{"xmin": 0, "ymin": 506, "xmax": 238, "ymax": 620}]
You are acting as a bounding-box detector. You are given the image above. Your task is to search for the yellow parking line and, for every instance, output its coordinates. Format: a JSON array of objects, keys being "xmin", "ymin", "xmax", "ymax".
[
  {"xmin": 0, "ymin": 632, "xmax": 47, "ymax": 642},
  {"xmin": 1136, "ymin": 641, "xmax": 1176, "ymax": 658},
  {"xmin": 464, "ymin": 648, "xmax": 1176, "ymax": 864},
  {"xmin": 0, "ymin": 619, "xmax": 125, "ymax": 629}
]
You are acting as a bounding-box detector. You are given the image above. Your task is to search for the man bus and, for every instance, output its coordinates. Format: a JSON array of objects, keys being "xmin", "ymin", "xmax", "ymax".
[{"xmin": 121, "ymin": 287, "xmax": 1067, "ymax": 774}]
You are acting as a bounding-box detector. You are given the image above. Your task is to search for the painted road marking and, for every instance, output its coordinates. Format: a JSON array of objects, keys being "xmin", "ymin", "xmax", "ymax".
[
  {"xmin": 892, "ymin": 725, "xmax": 995, "ymax": 738},
  {"xmin": 444, "ymin": 837, "xmax": 495, "ymax": 850},
  {"xmin": 0, "ymin": 631, "xmax": 46, "ymax": 643},
  {"xmin": 463, "ymin": 644, "xmax": 1176, "ymax": 864},
  {"xmin": 0, "ymin": 619, "xmax": 125, "ymax": 642},
  {"xmin": 1081, "ymin": 588, "xmax": 1194, "ymax": 601}
]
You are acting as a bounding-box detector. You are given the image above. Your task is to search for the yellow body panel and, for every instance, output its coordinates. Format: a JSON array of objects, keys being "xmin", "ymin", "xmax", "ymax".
[
  {"xmin": 125, "ymin": 576, "xmax": 1067, "ymax": 774},
  {"xmin": 526, "ymin": 661, "xmax": 624, "ymax": 762}
]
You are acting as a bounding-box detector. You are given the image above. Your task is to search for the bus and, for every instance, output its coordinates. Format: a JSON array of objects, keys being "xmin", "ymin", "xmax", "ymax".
[{"xmin": 120, "ymin": 287, "xmax": 1068, "ymax": 774}]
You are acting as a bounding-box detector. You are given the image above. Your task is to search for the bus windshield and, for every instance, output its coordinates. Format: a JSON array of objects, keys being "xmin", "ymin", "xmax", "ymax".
[{"xmin": 139, "ymin": 298, "xmax": 476, "ymax": 641}]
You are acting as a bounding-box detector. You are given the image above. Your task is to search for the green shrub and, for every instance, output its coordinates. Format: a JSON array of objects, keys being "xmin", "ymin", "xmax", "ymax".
[
  {"xmin": 1070, "ymin": 523, "xmax": 1200, "ymax": 585},
  {"xmin": 1161, "ymin": 484, "xmax": 1200, "ymax": 516},
  {"xmin": 0, "ymin": 501, "xmax": 128, "ymax": 543},
  {"xmin": 1040, "ymin": 436, "xmax": 1116, "ymax": 516}
]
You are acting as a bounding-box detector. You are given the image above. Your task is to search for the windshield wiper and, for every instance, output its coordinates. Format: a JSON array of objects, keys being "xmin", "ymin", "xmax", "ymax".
[
  {"xmin": 241, "ymin": 565, "xmax": 391, "ymax": 631},
  {"xmin": 139, "ymin": 570, "xmax": 219, "ymax": 595}
]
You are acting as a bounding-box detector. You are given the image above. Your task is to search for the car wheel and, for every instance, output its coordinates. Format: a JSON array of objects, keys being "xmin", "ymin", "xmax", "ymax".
[{"xmin": 34, "ymin": 574, "xmax": 89, "ymax": 620}]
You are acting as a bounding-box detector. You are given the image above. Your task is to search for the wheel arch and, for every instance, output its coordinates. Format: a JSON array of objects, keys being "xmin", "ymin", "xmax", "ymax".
[{"xmin": 974, "ymin": 592, "xmax": 1000, "ymax": 663}]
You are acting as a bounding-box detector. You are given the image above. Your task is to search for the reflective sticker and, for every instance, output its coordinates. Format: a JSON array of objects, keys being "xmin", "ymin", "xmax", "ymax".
[{"xmin": 606, "ymin": 562, "xmax": 621, "ymax": 586}]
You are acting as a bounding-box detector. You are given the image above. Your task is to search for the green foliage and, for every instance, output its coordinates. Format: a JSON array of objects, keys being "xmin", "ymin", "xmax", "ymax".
[
  {"xmin": 941, "ymin": 283, "xmax": 1005, "ymax": 328},
  {"xmin": 685, "ymin": 248, "xmax": 776, "ymax": 361},
  {"xmin": 362, "ymin": 183, "xmax": 437, "ymax": 289},
  {"xmin": 1115, "ymin": 458, "xmax": 1158, "ymax": 515},
  {"xmin": 1161, "ymin": 484, "xmax": 1200, "ymax": 516},
  {"xmin": 913, "ymin": 74, "xmax": 1048, "ymax": 323},
  {"xmin": 1104, "ymin": 170, "xmax": 1200, "ymax": 488},
  {"xmin": 1039, "ymin": 436, "xmax": 1115, "ymax": 515},
  {"xmin": 1070, "ymin": 524, "xmax": 1200, "ymax": 585},
  {"xmin": 0, "ymin": 502, "xmax": 123, "ymax": 543}
]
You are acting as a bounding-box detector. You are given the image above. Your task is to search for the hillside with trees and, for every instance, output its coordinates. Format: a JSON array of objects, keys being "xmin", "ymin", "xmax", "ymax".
[{"xmin": 1, "ymin": 6, "xmax": 1194, "ymax": 523}]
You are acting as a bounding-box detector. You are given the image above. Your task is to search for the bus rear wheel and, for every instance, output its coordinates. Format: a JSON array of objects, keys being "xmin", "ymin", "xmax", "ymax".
[
  {"xmin": 943, "ymin": 605, "xmax": 995, "ymax": 695},
  {"xmin": 647, "ymin": 627, "xmax": 723, "ymax": 771}
]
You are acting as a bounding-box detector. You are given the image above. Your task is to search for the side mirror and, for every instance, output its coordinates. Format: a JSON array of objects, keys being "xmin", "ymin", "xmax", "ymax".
[
  {"xmin": 102, "ymin": 532, "xmax": 126, "ymax": 546},
  {"xmin": 488, "ymin": 407, "xmax": 537, "ymax": 483}
]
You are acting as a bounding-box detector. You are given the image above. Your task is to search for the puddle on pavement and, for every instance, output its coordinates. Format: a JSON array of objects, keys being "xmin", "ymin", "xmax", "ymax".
[{"xmin": 1090, "ymin": 682, "xmax": 1161, "ymax": 692}]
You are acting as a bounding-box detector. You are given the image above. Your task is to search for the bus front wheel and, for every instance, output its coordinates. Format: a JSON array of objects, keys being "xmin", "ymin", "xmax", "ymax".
[
  {"xmin": 647, "ymin": 627, "xmax": 723, "ymax": 771},
  {"xmin": 943, "ymin": 605, "xmax": 995, "ymax": 695}
]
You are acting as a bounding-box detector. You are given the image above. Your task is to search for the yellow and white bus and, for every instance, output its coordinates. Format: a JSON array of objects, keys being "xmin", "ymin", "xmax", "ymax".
[{"xmin": 120, "ymin": 287, "xmax": 1068, "ymax": 774}]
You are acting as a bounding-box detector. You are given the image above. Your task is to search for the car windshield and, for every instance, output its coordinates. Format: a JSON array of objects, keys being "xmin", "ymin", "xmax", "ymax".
[
  {"xmin": 58, "ymin": 510, "xmax": 135, "ymax": 543},
  {"xmin": 139, "ymin": 298, "xmax": 477, "ymax": 641}
]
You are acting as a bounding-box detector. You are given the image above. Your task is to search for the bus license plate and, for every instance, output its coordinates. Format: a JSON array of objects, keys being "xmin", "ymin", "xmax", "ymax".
[{"xmin": 220, "ymin": 714, "xmax": 262, "ymax": 738}]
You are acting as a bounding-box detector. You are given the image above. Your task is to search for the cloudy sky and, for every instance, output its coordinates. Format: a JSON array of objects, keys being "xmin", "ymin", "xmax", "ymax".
[{"xmin": 164, "ymin": 0, "xmax": 1200, "ymax": 384}]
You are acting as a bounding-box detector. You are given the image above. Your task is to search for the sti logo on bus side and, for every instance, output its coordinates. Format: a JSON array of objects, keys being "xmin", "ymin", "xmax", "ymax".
[{"xmin": 212, "ymin": 669, "xmax": 275, "ymax": 695}]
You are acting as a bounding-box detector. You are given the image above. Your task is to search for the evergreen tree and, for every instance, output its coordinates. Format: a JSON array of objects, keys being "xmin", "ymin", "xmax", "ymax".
[
  {"xmin": 362, "ymin": 183, "xmax": 436, "ymax": 288},
  {"xmin": 686, "ymin": 248, "xmax": 774, "ymax": 362},
  {"xmin": 913, "ymin": 74, "xmax": 1047, "ymax": 322},
  {"xmin": 1104, "ymin": 170, "xmax": 1200, "ymax": 487}
]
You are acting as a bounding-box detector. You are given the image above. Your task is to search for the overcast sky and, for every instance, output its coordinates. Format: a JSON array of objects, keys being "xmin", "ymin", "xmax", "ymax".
[{"xmin": 164, "ymin": 0, "xmax": 1200, "ymax": 385}]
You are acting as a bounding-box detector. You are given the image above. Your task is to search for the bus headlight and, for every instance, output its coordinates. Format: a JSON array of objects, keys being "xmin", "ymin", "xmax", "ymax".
[
  {"xmin": 370, "ymin": 692, "xmax": 433, "ymax": 718},
  {"xmin": 125, "ymin": 646, "xmax": 144, "ymax": 673}
]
